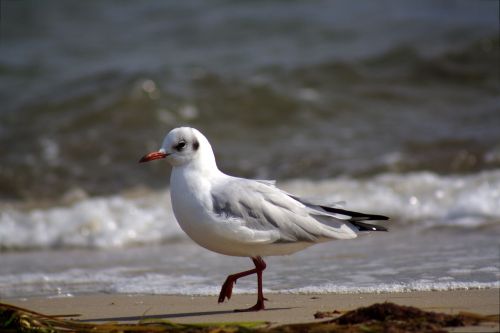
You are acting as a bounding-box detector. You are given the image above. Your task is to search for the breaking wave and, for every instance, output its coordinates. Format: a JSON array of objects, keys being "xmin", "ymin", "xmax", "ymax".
[{"xmin": 1, "ymin": 170, "xmax": 498, "ymax": 251}]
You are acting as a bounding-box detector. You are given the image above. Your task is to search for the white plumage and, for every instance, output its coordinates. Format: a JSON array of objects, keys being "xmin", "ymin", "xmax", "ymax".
[{"xmin": 140, "ymin": 127, "xmax": 388, "ymax": 311}]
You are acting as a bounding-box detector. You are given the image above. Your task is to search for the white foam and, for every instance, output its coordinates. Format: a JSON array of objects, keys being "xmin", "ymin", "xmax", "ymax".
[
  {"xmin": 0, "ymin": 170, "xmax": 499, "ymax": 250},
  {"xmin": 1, "ymin": 267, "xmax": 497, "ymax": 298},
  {"xmin": 282, "ymin": 170, "xmax": 500, "ymax": 225},
  {"xmin": 0, "ymin": 193, "xmax": 183, "ymax": 249},
  {"xmin": 281, "ymin": 281, "xmax": 500, "ymax": 294}
]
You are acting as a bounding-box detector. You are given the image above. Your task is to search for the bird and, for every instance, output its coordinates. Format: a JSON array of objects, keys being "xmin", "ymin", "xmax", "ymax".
[{"xmin": 139, "ymin": 127, "xmax": 389, "ymax": 312}]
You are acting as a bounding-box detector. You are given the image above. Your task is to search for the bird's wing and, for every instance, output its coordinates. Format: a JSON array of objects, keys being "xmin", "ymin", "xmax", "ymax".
[
  {"xmin": 209, "ymin": 177, "xmax": 360, "ymax": 244},
  {"xmin": 254, "ymin": 179, "xmax": 276, "ymax": 187},
  {"xmin": 288, "ymin": 195, "xmax": 389, "ymax": 231}
]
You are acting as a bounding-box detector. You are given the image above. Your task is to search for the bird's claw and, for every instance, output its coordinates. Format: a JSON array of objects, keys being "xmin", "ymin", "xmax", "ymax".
[
  {"xmin": 218, "ymin": 278, "xmax": 235, "ymax": 303},
  {"xmin": 234, "ymin": 299, "xmax": 266, "ymax": 312}
]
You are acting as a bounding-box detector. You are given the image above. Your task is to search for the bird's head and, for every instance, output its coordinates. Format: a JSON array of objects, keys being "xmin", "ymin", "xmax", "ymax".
[{"xmin": 140, "ymin": 127, "xmax": 213, "ymax": 168}]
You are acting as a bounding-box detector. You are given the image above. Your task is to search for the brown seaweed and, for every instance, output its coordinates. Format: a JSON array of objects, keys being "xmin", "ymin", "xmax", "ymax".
[{"xmin": 0, "ymin": 301, "xmax": 496, "ymax": 333}]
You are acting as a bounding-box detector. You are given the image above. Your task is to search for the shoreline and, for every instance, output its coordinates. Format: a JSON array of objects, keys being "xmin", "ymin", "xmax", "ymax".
[{"xmin": 3, "ymin": 289, "xmax": 498, "ymax": 331}]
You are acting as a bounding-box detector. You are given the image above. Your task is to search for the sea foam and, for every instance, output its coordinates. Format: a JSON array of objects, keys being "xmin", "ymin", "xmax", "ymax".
[{"xmin": 0, "ymin": 170, "xmax": 499, "ymax": 250}]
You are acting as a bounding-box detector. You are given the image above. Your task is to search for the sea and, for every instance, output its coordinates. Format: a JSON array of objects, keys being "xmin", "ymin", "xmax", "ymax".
[{"xmin": 0, "ymin": 0, "xmax": 499, "ymax": 299}]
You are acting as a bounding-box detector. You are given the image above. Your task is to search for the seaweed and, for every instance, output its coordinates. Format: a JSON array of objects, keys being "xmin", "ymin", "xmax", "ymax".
[
  {"xmin": 0, "ymin": 302, "xmax": 265, "ymax": 333},
  {"xmin": 314, "ymin": 310, "xmax": 341, "ymax": 319},
  {"xmin": 307, "ymin": 302, "xmax": 491, "ymax": 333},
  {"xmin": 0, "ymin": 301, "xmax": 496, "ymax": 333}
]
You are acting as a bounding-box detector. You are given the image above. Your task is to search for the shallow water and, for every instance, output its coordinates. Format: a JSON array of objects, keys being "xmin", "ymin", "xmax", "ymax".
[
  {"xmin": 1, "ymin": 172, "xmax": 499, "ymax": 298},
  {"xmin": 1, "ymin": 226, "xmax": 498, "ymax": 298},
  {"xmin": 0, "ymin": 1, "xmax": 499, "ymax": 298}
]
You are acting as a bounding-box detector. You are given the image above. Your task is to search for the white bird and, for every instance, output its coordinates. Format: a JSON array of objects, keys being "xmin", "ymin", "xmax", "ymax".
[{"xmin": 140, "ymin": 127, "xmax": 388, "ymax": 311}]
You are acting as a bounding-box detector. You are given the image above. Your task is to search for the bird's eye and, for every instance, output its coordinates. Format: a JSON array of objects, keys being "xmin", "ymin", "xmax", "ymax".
[{"xmin": 175, "ymin": 141, "xmax": 186, "ymax": 151}]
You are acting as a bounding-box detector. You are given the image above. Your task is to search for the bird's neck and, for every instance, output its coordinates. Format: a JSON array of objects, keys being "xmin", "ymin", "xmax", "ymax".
[
  {"xmin": 174, "ymin": 148, "xmax": 222, "ymax": 180},
  {"xmin": 170, "ymin": 153, "xmax": 222, "ymax": 203}
]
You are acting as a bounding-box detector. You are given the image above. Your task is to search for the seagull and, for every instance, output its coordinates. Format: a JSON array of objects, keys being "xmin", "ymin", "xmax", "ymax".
[{"xmin": 140, "ymin": 127, "xmax": 388, "ymax": 312}]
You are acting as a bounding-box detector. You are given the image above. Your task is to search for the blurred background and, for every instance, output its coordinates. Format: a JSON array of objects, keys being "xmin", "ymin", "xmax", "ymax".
[{"xmin": 0, "ymin": 1, "xmax": 499, "ymax": 298}]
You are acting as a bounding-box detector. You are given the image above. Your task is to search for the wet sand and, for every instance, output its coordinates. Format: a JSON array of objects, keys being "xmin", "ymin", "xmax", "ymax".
[{"xmin": 3, "ymin": 289, "xmax": 499, "ymax": 331}]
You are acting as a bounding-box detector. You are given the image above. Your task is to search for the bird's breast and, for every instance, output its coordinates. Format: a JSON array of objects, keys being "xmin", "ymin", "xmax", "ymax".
[{"xmin": 169, "ymin": 168, "xmax": 220, "ymax": 244}]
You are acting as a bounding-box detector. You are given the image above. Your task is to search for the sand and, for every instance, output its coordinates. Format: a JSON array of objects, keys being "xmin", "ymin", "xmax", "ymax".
[{"xmin": 3, "ymin": 289, "xmax": 499, "ymax": 332}]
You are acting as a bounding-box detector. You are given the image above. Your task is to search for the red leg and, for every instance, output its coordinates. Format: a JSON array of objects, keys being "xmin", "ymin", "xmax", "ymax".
[
  {"xmin": 218, "ymin": 267, "xmax": 257, "ymax": 303},
  {"xmin": 218, "ymin": 256, "xmax": 267, "ymax": 312},
  {"xmin": 235, "ymin": 257, "xmax": 267, "ymax": 312}
]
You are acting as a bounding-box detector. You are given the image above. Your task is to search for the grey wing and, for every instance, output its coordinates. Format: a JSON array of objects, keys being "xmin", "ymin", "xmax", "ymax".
[{"xmin": 210, "ymin": 177, "xmax": 360, "ymax": 243}]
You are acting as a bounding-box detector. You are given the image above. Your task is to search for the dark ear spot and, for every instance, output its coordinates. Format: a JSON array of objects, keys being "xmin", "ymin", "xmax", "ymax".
[{"xmin": 193, "ymin": 140, "xmax": 200, "ymax": 151}]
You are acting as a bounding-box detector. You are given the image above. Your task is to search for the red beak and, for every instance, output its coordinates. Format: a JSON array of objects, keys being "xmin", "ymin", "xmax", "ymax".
[{"xmin": 139, "ymin": 151, "xmax": 168, "ymax": 163}]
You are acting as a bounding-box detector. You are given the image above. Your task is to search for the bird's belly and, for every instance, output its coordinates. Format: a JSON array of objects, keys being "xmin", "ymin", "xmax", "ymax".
[
  {"xmin": 172, "ymin": 197, "xmax": 313, "ymax": 257},
  {"xmin": 170, "ymin": 192, "xmax": 237, "ymax": 255},
  {"xmin": 174, "ymin": 206, "xmax": 230, "ymax": 253},
  {"xmin": 182, "ymin": 221, "xmax": 314, "ymax": 257}
]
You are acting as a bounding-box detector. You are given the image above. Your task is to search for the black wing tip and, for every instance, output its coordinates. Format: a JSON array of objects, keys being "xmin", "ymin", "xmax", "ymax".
[
  {"xmin": 319, "ymin": 205, "xmax": 390, "ymax": 221},
  {"xmin": 370, "ymin": 214, "xmax": 390, "ymax": 221},
  {"xmin": 351, "ymin": 221, "xmax": 389, "ymax": 232}
]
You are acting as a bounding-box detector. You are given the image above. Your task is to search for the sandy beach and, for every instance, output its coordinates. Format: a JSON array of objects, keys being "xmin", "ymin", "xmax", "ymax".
[{"xmin": 3, "ymin": 289, "xmax": 499, "ymax": 331}]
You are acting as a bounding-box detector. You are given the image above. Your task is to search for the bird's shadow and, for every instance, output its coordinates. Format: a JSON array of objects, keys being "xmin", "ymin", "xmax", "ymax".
[{"xmin": 80, "ymin": 307, "xmax": 293, "ymax": 323}]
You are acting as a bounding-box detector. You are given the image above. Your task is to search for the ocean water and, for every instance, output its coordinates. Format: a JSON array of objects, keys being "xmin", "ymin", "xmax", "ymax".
[{"xmin": 0, "ymin": 1, "xmax": 499, "ymax": 298}]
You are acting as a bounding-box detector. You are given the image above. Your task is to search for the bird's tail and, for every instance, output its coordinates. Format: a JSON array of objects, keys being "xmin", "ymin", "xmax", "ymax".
[{"xmin": 319, "ymin": 205, "xmax": 389, "ymax": 232}]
